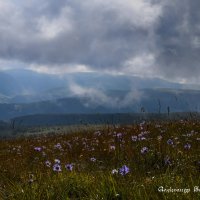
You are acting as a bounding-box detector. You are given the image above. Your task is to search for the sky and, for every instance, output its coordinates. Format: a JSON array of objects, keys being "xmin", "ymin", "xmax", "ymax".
[{"xmin": 0, "ymin": 0, "xmax": 200, "ymax": 84}]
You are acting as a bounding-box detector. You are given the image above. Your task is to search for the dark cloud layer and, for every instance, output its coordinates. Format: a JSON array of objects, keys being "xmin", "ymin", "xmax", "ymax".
[
  {"xmin": 156, "ymin": 0, "xmax": 200, "ymax": 81},
  {"xmin": 0, "ymin": 0, "xmax": 200, "ymax": 82}
]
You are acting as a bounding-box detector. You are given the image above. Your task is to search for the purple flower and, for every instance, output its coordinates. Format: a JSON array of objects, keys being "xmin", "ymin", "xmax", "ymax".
[
  {"xmin": 119, "ymin": 165, "xmax": 130, "ymax": 175},
  {"xmin": 65, "ymin": 164, "xmax": 73, "ymax": 171},
  {"xmin": 94, "ymin": 131, "xmax": 102, "ymax": 136},
  {"xmin": 167, "ymin": 139, "xmax": 174, "ymax": 145},
  {"xmin": 131, "ymin": 136, "xmax": 137, "ymax": 142},
  {"xmin": 54, "ymin": 143, "xmax": 62, "ymax": 149},
  {"xmin": 141, "ymin": 147, "xmax": 149, "ymax": 154},
  {"xmin": 184, "ymin": 143, "xmax": 191, "ymax": 150},
  {"xmin": 34, "ymin": 147, "xmax": 42, "ymax": 152},
  {"xmin": 164, "ymin": 156, "xmax": 171, "ymax": 166},
  {"xmin": 90, "ymin": 157, "xmax": 96, "ymax": 162},
  {"xmin": 116, "ymin": 133, "xmax": 123, "ymax": 138},
  {"xmin": 53, "ymin": 164, "xmax": 62, "ymax": 172},
  {"xmin": 138, "ymin": 137, "xmax": 146, "ymax": 141},
  {"xmin": 45, "ymin": 160, "xmax": 51, "ymax": 167}
]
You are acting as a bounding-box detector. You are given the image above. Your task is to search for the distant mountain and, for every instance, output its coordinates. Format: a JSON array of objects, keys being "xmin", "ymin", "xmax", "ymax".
[
  {"xmin": 139, "ymin": 88, "xmax": 200, "ymax": 113},
  {"xmin": 0, "ymin": 71, "xmax": 22, "ymax": 96},
  {"xmin": 0, "ymin": 88, "xmax": 200, "ymax": 120},
  {"xmin": 5, "ymin": 69, "xmax": 66, "ymax": 94},
  {"xmin": 0, "ymin": 69, "xmax": 200, "ymax": 121},
  {"xmin": 2, "ymin": 68, "xmax": 197, "ymax": 103}
]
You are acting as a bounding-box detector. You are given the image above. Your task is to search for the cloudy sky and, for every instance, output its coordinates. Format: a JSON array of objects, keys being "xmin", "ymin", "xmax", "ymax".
[{"xmin": 0, "ymin": 0, "xmax": 200, "ymax": 84}]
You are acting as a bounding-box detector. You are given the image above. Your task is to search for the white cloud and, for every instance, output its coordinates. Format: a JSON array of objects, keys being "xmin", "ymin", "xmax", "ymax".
[
  {"xmin": 69, "ymin": 82, "xmax": 142, "ymax": 108},
  {"xmin": 69, "ymin": 82, "xmax": 116, "ymax": 107},
  {"xmin": 124, "ymin": 53, "xmax": 157, "ymax": 77},
  {"xmin": 37, "ymin": 6, "xmax": 74, "ymax": 39},
  {"xmin": 29, "ymin": 64, "xmax": 92, "ymax": 74}
]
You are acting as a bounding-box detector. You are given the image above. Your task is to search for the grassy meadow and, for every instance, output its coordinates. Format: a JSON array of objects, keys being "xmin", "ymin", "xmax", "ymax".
[{"xmin": 0, "ymin": 120, "xmax": 200, "ymax": 199}]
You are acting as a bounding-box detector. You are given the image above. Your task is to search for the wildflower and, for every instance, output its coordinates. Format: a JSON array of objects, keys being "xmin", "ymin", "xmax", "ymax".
[
  {"xmin": 110, "ymin": 145, "xmax": 116, "ymax": 151},
  {"xmin": 141, "ymin": 147, "xmax": 149, "ymax": 154},
  {"xmin": 65, "ymin": 164, "xmax": 73, "ymax": 171},
  {"xmin": 116, "ymin": 133, "xmax": 123, "ymax": 138},
  {"xmin": 45, "ymin": 160, "xmax": 51, "ymax": 167},
  {"xmin": 167, "ymin": 139, "xmax": 173, "ymax": 145},
  {"xmin": 94, "ymin": 131, "xmax": 101, "ymax": 136},
  {"xmin": 54, "ymin": 159, "xmax": 61, "ymax": 164},
  {"xmin": 131, "ymin": 136, "xmax": 137, "ymax": 142},
  {"xmin": 53, "ymin": 164, "xmax": 62, "ymax": 172},
  {"xmin": 164, "ymin": 156, "xmax": 172, "ymax": 166},
  {"xmin": 90, "ymin": 157, "xmax": 96, "ymax": 162},
  {"xmin": 138, "ymin": 133, "xmax": 143, "ymax": 138},
  {"xmin": 138, "ymin": 137, "xmax": 146, "ymax": 141},
  {"xmin": 111, "ymin": 169, "xmax": 118, "ymax": 174},
  {"xmin": 184, "ymin": 143, "xmax": 191, "ymax": 150},
  {"xmin": 34, "ymin": 147, "xmax": 42, "ymax": 152},
  {"xmin": 119, "ymin": 165, "xmax": 130, "ymax": 175},
  {"xmin": 54, "ymin": 143, "xmax": 62, "ymax": 149}
]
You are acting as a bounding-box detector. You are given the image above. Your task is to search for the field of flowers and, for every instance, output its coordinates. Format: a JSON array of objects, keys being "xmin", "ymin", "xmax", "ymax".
[{"xmin": 0, "ymin": 120, "xmax": 200, "ymax": 199}]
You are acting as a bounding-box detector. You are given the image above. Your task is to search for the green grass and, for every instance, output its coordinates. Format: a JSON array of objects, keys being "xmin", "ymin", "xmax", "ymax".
[{"xmin": 0, "ymin": 120, "xmax": 200, "ymax": 199}]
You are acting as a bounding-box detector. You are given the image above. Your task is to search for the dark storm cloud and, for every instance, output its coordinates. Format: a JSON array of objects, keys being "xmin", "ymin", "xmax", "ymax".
[
  {"xmin": 155, "ymin": 0, "xmax": 200, "ymax": 80},
  {"xmin": 0, "ymin": 0, "xmax": 160, "ymax": 67},
  {"xmin": 0, "ymin": 0, "xmax": 200, "ymax": 81}
]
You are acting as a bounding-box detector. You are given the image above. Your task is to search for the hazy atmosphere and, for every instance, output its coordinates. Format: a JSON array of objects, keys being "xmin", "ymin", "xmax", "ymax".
[{"xmin": 0, "ymin": 0, "xmax": 200, "ymax": 120}]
